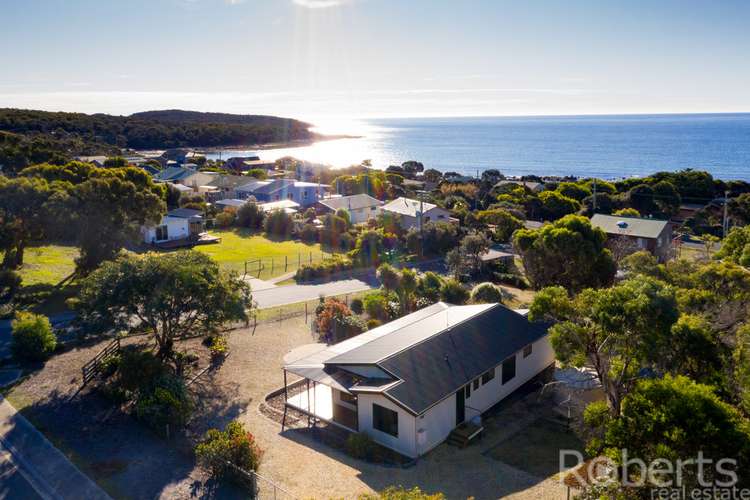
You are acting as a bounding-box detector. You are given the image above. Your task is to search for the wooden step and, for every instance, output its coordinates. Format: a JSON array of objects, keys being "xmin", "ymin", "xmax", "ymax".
[{"xmin": 446, "ymin": 422, "xmax": 483, "ymax": 448}]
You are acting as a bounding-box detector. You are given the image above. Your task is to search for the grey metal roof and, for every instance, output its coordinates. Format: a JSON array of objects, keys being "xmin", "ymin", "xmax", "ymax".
[
  {"xmin": 382, "ymin": 197, "xmax": 439, "ymax": 217},
  {"xmin": 590, "ymin": 213, "xmax": 669, "ymax": 239},
  {"xmin": 379, "ymin": 304, "xmax": 549, "ymax": 414},
  {"xmin": 166, "ymin": 208, "xmax": 203, "ymax": 219},
  {"xmin": 319, "ymin": 194, "xmax": 383, "ymax": 212}
]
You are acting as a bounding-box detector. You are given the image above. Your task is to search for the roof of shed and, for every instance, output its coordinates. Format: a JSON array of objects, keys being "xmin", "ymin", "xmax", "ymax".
[{"xmin": 590, "ymin": 213, "xmax": 669, "ymax": 239}]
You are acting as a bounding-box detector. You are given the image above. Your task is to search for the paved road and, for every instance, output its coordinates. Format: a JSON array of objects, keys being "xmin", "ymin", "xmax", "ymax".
[
  {"xmin": 0, "ymin": 397, "xmax": 110, "ymax": 500},
  {"xmin": 251, "ymin": 275, "xmax": 379, "ymax": 309}
]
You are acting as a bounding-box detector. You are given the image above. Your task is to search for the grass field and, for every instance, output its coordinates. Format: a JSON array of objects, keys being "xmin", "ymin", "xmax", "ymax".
[
  {"xmin": 195, "ymin": 229, "xmax": 332, "ymax": 279},
  {"xmin": 17, "ymin": 245, "xmax": 79, "ymax": 286}
]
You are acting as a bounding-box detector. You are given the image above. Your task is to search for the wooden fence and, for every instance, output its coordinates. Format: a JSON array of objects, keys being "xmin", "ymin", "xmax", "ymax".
[{"xmin": 81, "ymin": 337, "xmax": 121, "ymax": 386}]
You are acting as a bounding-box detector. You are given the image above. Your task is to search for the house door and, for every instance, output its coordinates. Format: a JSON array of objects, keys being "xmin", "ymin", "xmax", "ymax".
[{"xmin": 455, "ymin": 387, "xmax": 465, "ymax": 426}]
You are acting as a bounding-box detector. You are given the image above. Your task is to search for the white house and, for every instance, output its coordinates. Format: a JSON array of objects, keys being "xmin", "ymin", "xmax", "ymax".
[
  {"xmin": 283, "ymin": 302, "xmax": 554, "ymax": 459},
  {"xmin": 316, "ymin": 194, "xmax": 384, "ymax": 224},
  {"xmin": 142, "ymin": 208, "xmax": 205, "ymax": 245},
  {"xmin": 381, "ymin": 197, "xmax": 452, "ymax": 230}
]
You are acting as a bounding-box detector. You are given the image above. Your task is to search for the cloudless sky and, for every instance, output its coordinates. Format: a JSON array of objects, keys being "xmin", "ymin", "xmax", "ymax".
[{"xmin": 1, "ymin": 0, "xmax": 749, "ymax": 123}]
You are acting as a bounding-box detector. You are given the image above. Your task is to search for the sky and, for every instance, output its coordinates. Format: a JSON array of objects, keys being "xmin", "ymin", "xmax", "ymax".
[{"xmin": 1, "ymin": 0, "xmax": 749, "ymax": 125}]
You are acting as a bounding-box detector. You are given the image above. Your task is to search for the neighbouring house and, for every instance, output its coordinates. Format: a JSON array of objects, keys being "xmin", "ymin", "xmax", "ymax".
[
  {"xmin": 494, "ymin": 180, "xmax": 545, "ymax": 193},
  {"xmin": 142, "ymin": 208, "xmax": 205, "ymax": 245},
  {"xmin": 282, "ymin": 302, "xmax": 554, "ymax": 459},
  {"xmin": 316, "ymin": 194, "xmax": 384, "ymax": 224},
  {"xmin": 74, "ymin": 155, "xmax": 108, "ymax": 167},
  {"xmin": 590, "ymin": 213, "xmax": 673, "ymax": 262},
  {"xmin": 381, "ymin": 197, "xmax": 452, "ymax": 230},
  {"xmin": 259, "ymin": 199, "xmax": 300, "ymax": 214},
  {"xmin": 235, "ymin": 178, "xmax": 328, "ymax": 207},
  {"xmin": 204, "ymin": 174, "xmax": 256, "ymax": 201},
  {"xmin": 214, "ymin": 199, "xmax": 247, "ymax": 210}
]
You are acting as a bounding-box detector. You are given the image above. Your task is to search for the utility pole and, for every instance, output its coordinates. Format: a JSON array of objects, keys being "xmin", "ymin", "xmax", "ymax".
[{"xmin": 723, "ymin": 190, "xmax": 730, "ymax": 238}]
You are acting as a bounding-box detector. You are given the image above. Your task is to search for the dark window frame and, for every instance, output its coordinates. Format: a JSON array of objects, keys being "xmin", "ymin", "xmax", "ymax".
[
  {"xmin": 473, "ymin": 378, "xmax": 479, "ymax": 390},
  {"xmin": 523, "ymin": 344, "xmax": 533, "ymax": 358},
  {"xmin": 481, "ymin": 367, "xmax": 495, "ymax": 384},
  {"xmin": 502, "ymin": 355, "xmax": 516, "ymax": 384},
  {"xmin": 372, "ymin": 403, "xmax": 398, "ymax": 437}
]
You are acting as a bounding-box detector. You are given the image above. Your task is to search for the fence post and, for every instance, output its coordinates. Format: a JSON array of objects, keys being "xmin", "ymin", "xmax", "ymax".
[
  {"xmin": 305, "ymin": 302, "xmax": 308, "ymax": 322},
  {"xmin": 309, "ymin": 251, "xmax": 312, "ymax": 264},
  {"xmin": 285, "ymin": 255, "xmax": 288, "ymax": 272}
]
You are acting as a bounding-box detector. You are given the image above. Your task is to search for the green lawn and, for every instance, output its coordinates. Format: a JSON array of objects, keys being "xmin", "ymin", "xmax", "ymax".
[
  {"xmin": 195, "ymin": 229, "xmax": 330, "ymax": 279},
  {"xmin": 18, "ymin": 245, "xmax": 79, "ymax": 286}
]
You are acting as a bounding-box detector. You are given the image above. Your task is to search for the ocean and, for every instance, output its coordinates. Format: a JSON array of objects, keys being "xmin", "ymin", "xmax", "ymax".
[{"xmin": 204, "ymin": 113, "xmax": 750, "ymax": 181}]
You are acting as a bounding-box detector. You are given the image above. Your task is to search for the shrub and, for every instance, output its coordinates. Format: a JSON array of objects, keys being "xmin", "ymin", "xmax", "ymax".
[
  {"xmin": 315, "ymin": 298, "xmax": 353, "ymax": 340},
  {"xmin": 440, "ymin": 279, "xmax": 469, "ymax": 305},
  {"xmin": 116, "ymin": 347, "xmax": 167, "ymax": 393},
  {"xmin": 417, "ymin": 272, "xmax": 444, "ymax": 303},
  {"xmin": 360, "ymin": 486, "xmax": 446, "ymax": 500},
  {"xmin": 470, "ymin": 282, "xmax": 504, "ymax": 304},
  {"xmin": 135, "ymin": 374, "xmax": 194, "ymax": 433},
  {"xmin": 363, "ymin": 291, "xmax": 390, "ymax": 320},
  {"xmin": 350, "ymin": 297, "xmax": 364, "ymax": 315},
  {"xmin": 295, "ymin": 255, "xmax": 354, "ymax": 282},
  {"xmin": 493, "ymin": 272, "xmax": 529, "ymax": 290},
  {"xmin": 299, "ymin": 223, "xmax": 318, "ymax": 243},
  {"xmin": 264, "ymin": 209, "xmax": 294, "ymax": 237},
  {"xmin": 366, "ymin": 319, "xmax": 382, "ymax": 329},
  {"xmin": 346, "ymin": 432, "xmax": 378, "ymax": 460},
  {"xmin": 236, "ymin": 202, "xmax": 265, "ymax": 230},
  {"xmin": 11, "ymin": 312, "xmax": 56, "ymax": 362},
  {"xmin": 195, "ymin": 421, "xmax": 263, "ymax": 480},
  {"xmin": 0, "ymin": 269, "xmax": 22, "ymax": 300},
  {"xmin": 215, "ymin": 208, "xmax": 236, "ymax": 228},
  {"xmin": 333, "ymin": 314, "xmax": 367, "ymax": 342}
]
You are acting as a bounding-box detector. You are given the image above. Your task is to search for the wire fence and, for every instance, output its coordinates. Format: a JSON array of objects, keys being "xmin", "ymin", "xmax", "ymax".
[
  {"xmin": 252, "ymin": 291, "xmax": 365, "ymax": 327},
  {"xmin": 225, "ymin": 462, "xmax": 297, "ymax": 500},
  {"xmin": 243, "ymin": 251, "xmax": 338, "ymax": 280}
]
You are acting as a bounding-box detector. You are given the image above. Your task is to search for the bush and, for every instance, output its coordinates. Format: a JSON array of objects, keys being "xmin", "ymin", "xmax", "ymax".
[
  {"xmin": 0, "ymin": 269, "xmax": 22, "ymax": 300},
  {"xmin": 440, "ymin": 279, "xmax": 469, "ymax": 305},
  {"xmin": 295, "ymin": 255, "xmax": 354, "ymax": 282},
  {"xmin": 363, "ymin": 291, "xmax": 390, "ymax": 320},
  {"xmin": 264, "ymin": 209, "xmax": 294, "ymax": 237},
  {"xmin": 195, "ymin": 421, "xmax": 263, "ymax": 479},
  {"xmin": 470, "ymin": 282, "xmax": 504, "ymax": 303},
  {"xmin": 346, "ymin": 432, "xmax": 378, "ymax": 460},
  {"xmin": 350, "ymin": 297, "xmax": 364, "ymax": 315},
  {"xmin": 207, "ymin": 335, "xmax": 229, "ymax": 357},
  {"xmin": 135, "ymin": 374, "xmax": 194, "ymax": 433},
  {"xmin": 299, "ymin": 223, "xmax": 319, "ymax": 243},
  {"xmin": 333, "ymin": 314, "xmax": 367, "ymax": 342},
  {"xmin": 360, "ymin": 486, "xmax": 446, "ymax": 500},
  {"xmin": 116, "ymin": 347, "xmax": 166, "ymax": 393},
  {"xmin": 493, "ymin": 272, "xmax": 529, "ymax": 290},
  {"xmin": 215, "ymin": 208, "xmax": 237, "ymax": 228},
  {"xmin": 11, "ymin": 312, "xmax": 56, "ymax": 362},
  {"xmin": 366, "ymin": 319, "xmax": 382, "ymax": 329},
  {"xmin": 236, "ymin": 202, "xmax": 264, "ymax": 230}
]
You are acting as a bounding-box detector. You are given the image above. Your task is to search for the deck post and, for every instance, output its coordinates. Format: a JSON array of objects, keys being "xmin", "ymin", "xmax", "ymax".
[
  {"xmin": 306, "ymin": 379, "xmax": 311, "ymax": 427},
  {"xmin": 283, "ymin": 369, "xmax": 288, "ymax": 402}
]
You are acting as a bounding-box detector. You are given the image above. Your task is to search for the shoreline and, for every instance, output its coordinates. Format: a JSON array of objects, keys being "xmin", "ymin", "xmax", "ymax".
[{"xmin": 195, "ymin": 133, "xmax": 361, "ymax": 154}]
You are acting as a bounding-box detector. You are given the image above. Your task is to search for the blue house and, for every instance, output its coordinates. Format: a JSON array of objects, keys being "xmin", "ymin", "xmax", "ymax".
[{"xmin": 235, "ymin": 179, "xmax": 328, "ymax": 207}]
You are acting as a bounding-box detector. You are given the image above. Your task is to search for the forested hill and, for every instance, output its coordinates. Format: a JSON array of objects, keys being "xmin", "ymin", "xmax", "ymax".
[{"xmin": 0, "ymin": 108, "xmax": 317, "ymax": 172}]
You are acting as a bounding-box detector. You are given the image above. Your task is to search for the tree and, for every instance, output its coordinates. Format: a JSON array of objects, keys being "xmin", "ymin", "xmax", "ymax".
[
  {"xmin": 195, "ymin": 420, "xmax": 263, "ymax": 479},
  {"xmin": 0, "ymin": 176, "xmax": 55, "ymax": 269},
  {"xmin": 405, "ymin": 222, "xmax": 458, "ymax": 256},
  {"xmin": 475, "ymin": 209, "xmax": 523, "ymax": 242},
  {"xmin": 628, "ymin": 184, "xmax": 658, "ymax": 215},
  {"xmin": 422, "ymin": 169, "xmax": 443, "ymax": 184},
  {"xmin": 652, "ymin": 180, "xmax": 681, "ymax": 216},
  {"xmin": 716, "ymin": 225, "xmax": 750, "ymax": 267},
  {"xmin": 446, "ymin": 232, "xmax": 491, "ymax": 279},
  {"xmin": 557, "ymin": 182, "xmax": 591, "ymax": 202},
  {"xmin": 537, "ymin": 190, "xmax": 581, "ymax": 220},
  {"xmin": 245, "ymin": 168, "xmax": 267, "ymax": 180},
  {"xmin": 363, "ymin": 291, "xmax": 390, "ymax": 320},
  {"xmin": 729, "ymin": 193, "xmax": 750, "ymax": 226},
  {"xmin": 735, "ymin": 324, "xmax": 750, "ymax": 415},
  {"xmin": 236, "ymin": 202, "xmax": 265, "ymax": 230},
  {"xmin": 352, "ymin": 230, "xmax": 386, "ymax": 267},
  {"xmin": 529, "ymin": 275, "xmax": 680, "ymax": 415},
  {"xmin": 470, "ymin": 282, "xmax": 504, "ymax": 303},
  {"xmin": 514, "ymin": 215, "xmax": 616, "ymax": 292},
  {"xmin": 263, "ymin": 209, "xmax": 294, "ymax": 237},
  {"xmin": 440, "ymin": 278, "xmax": 469, "ymax": 304},
  {"xmin": 612, "ymin": 207, "xmax": 640, "ymax": 217},
  {"xmin": 11, "ymin": 312, "xmax": 56, "ymax": 362},
  {"xmin": 595, "ymin": 376, "xmax": 750, "ymax": 491},
  {"xmin": 481, "ymin": 169, "xmax": 503, "ymax": 184},
  {"xmin": 76, "ymin": 251, "xmax": 251, "ymax": 361}
]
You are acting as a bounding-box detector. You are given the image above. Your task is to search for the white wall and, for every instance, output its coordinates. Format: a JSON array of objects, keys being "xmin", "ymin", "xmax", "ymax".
[
  {"xmin": 357, "ymin": 393, "xmax": 418, "ymax": 458},
  {"xmin": 349, "ymin": 206, "xmax": 381, "ymax": 224},
  {"xmin": 416, "ymin": 393, "xmax": 456, "ymax": 455},
  {"xmin": 142, "ymin": 216, "xmax": 189, "ymax": 244}
]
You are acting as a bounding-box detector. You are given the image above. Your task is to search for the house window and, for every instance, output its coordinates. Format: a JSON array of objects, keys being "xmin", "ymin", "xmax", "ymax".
[
  {"xmin": 155, "ymin": 225, "xmax": 169, "ymax": 241},
  {"xmin": 371, "ymin": 206, "xmax": 377, "ymax": 211},
  {"xmin": 340, "ymin": 392, "xmax": 357, "ymax": 404},
  {"xmin": 473, "ymin": 378, "xmax": 479, "ymax": 390},
  {"xmin": 481, "ymin": 368, "xmax": 495, "ymax": 384},
  {"xmin": 523, "ymin": 344, "xmax": 533, "ymax": 358},
  {"xmin": 373, "ymin": 403, "xmax": 398, "ymax": 437},
  {"xmin": 288, "ymin": 193, "xmax": 294, "ymax": 200},
  {"xmin": 502, "ymin": 355, "xmax": 516, "ymax": 384},
  {"xmin": 437, "ymin": 214, "xmax": 445, "ymax": 219},
  {"xmin": 464, "ymin": 384, "xmax": 471, "ymax": 398}
]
